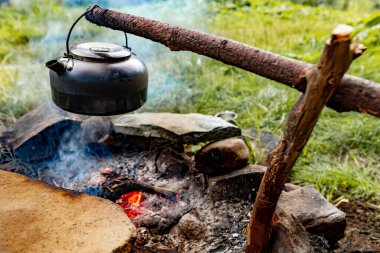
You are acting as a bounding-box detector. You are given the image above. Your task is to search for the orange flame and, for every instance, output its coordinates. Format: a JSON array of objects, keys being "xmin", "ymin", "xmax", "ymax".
[
  {"xmin": 103, "ymin": 167, "xmax": 113, "ymax": 174},
  {"xmin": 116, "ymin": 191, "xmax": 144, "ymax": 217},
  {"xmin": 126, "ymin": 191, "xmax": 142, "ymax": 207}
]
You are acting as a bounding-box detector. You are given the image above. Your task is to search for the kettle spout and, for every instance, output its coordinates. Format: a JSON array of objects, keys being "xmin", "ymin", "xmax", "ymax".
[{"xmin": 45, "ymin": 60, "xmax": 66, "ymax": 75}]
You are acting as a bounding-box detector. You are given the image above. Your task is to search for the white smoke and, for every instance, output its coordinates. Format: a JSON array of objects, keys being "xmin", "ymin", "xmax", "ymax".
[
  {"xmin": 43, "ymin": 128, "xmax": 101, "ymax": 192},
  {"xmin": 6, "ymin": 0, "xmax": 208, "ymax": 193},
  {"xmin": 3, "ymin": 0, "xmax": 208, "ymax": 118}
]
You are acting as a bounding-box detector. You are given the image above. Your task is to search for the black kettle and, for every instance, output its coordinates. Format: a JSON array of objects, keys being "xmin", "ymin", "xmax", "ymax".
[{"xmin": 45, "ymin": 6, "xmax": 148, "ymax": 116}]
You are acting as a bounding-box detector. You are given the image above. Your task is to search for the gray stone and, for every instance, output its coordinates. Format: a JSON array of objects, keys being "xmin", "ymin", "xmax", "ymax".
[
  {"xmin": 284, "ymin": 183, "xmax": 301, "ymax": 192},
  {"xmin": 269, "ymin": 207, "xmax": 314, "ymax": 253},
  {"xmin": 113, "ymin": 112, "xmax": 241, "ymax": 145},
  {"xmin": 208, "ymin": 164, "xmax": 266, "ymax": 202},
  {"xmin": 155, "ymin": 148, "xmax": 190, "ymax": 178},
  {"xmin": 278, "ymin": 185, "xmax": 346, "ymax": 243},
  {"xmin": 81, "ymin": 116, "xmax": 114, "ymax": 144},
  {"xmin": 1, "ymin": 102, "xmax": 80, "ymax": 162},
  {"xmin": 170, "ymin": 213, "xmax": 206, "ymax": 240},
  {"xmin": 195, "ymin": 138, "xmax": 250, "ymax": 175}
]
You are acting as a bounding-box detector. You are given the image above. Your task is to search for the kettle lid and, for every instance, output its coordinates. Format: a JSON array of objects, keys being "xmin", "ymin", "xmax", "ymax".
[{"xmin": 69, "ymin": 42, "xmax": 131, "ymax": 62}]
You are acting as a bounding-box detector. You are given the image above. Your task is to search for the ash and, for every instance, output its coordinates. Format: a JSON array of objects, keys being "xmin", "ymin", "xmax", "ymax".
[
  {"xmin": 100, "ymin": 150, "xmax": 251, "ymax": 253},
  {"xmin": 14, "ymin": 143, "xmax": 252, "ymax": 252}
]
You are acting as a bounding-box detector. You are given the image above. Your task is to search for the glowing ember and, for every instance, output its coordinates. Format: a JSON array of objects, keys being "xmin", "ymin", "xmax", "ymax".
[
  {"xmin": 126, "ymin": 191, "xmax": 143, "ymax": 207},
  {"xmin": 102, "ymin": 167, "xmax": 113, "ymax": 174},
  {"xmin": 116, "ymin": 191, "xmax": 144, "ymax": 217}
]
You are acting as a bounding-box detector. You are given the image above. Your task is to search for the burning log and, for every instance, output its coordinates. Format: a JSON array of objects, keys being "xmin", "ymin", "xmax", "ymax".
[
  {"xmin": 85, "ymin": 6, "xmax": 380, "ymax": 118},
  {"xmin": 246, "ymin": 25, "xmax": 365, "ymax": 252},
  {"xmin": 97, "ymin": 169, "xmax": 192, "ymax": 235},
  {"xmin": 101, "ymin": 176, "xmax": 191, "ymax": 236},
  {"xmin": 100, "ymin": 176, "xmax": 178, "ymax": 202}
]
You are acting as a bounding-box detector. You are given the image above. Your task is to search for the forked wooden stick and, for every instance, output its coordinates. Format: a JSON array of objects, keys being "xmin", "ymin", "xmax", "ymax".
[{"xmin": 245, "ymin": 25, "xmax": 366, "ymax": 253}]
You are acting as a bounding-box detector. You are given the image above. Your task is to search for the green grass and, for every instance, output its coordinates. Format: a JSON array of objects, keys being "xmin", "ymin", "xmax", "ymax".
[
  {"xmin": 0, "ymin": 0, "xmax": 66, "ymax": 120},
  {"xmin": 210, "ymin": 1, "xmax": 380, "ymax": 203},
  {"xmin": 0, "ymin": 0, "xmax": 379, "ymax": 203},
  {"xmin": 0, "ymin": 0, "xmax": 63, "ymax": 61},
  {"xmin": 293, "ymin": 150, "xmax": 380, "ymax": 202},
  {"xmin": 149, "ymin": 0, "xmax": 380, "ymax": 203}
]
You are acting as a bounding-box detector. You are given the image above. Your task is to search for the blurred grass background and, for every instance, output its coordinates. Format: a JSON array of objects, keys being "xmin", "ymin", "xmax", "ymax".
[{"xmin": 0, "ymin": 0, "xmax": 379, "ymax": 203}]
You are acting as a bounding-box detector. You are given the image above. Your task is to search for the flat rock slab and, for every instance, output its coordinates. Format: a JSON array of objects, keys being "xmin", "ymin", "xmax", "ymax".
[
  {"xmin": 0, "ymin": 170, "xmax": 136, "ymax": 253},
  {"xmin": 208, "ymin": 164, "xmax": 266, "ymax": 202},
  {"xmin": 278, "ymin": 185, "xmax": 346, "ymax": 243},
  {"xmin": 113, "ymin": 113, "xmax": 241, "ymax": 145},
  {"xmin": 1, "ymin": 102, "xmax": 80, "ymax": 162}
]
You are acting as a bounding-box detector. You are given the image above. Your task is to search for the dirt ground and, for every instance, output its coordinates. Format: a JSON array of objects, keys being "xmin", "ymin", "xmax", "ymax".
[{"xmin": 336, "ymin": 201, "xmax": 380, "ymax": 253}]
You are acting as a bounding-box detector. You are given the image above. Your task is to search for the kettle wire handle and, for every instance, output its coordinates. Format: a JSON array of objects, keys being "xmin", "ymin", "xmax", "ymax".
[{"xmin": 66, "ymin": 5, "xmax": 130, "ymax": 55}]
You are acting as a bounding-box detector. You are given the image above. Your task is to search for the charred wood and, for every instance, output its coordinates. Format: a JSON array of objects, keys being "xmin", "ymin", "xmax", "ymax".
[{"xmin": 100, "ymin": 176, "xmax": 177, "ymax": 201}]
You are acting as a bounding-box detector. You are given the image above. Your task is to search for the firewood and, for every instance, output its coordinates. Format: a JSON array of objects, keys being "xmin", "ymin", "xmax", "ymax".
[{"xmin": 100, "ymin": 176, "xmax": 177, "ymax": 201}]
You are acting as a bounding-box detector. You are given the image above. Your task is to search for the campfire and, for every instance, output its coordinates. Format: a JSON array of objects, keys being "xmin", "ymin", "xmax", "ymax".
[
  {"xmin": 116, "ymin": 191, "xmax": 144, "ymax": 217},
  {"xmin": 0, "ymin": 102, "xmax": 347, "ymax": 253}
]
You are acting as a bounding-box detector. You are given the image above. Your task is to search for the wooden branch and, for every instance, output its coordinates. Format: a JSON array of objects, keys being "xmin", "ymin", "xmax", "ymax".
[
  {"xmin": 100, "ymin": 176, "xmax": 177, "ymax": 202},
  {"xmin": 245, "ymin": 25, "xmax": 365, "ymax": 253},
  {"xmin": 85, "ymin": 6, "xmax": 380, "ymax": 118}
]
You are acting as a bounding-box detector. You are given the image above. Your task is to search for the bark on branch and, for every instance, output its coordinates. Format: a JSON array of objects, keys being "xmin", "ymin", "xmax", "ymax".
[
  {"xmin": 245, "ymin": 25, "xmax": 365, "ymax": 252},
  {"xmin": 85, "ymin": 6, "xmax": 380, "ymax": 118}
]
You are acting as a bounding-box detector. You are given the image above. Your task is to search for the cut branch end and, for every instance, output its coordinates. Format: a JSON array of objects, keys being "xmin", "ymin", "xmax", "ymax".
[{"xmin": 332, "ymin": 24, "xmax": 353, "ymax": 41}]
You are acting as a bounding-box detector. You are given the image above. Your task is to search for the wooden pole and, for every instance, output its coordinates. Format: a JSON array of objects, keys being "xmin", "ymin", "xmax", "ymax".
[
  {"xmin": 85, "ymin": 6, "xmax": 380, "ymax": 118},
  {"xmin": 245, "ymin": 25, "xmax": 366, "ymax": 253}
]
